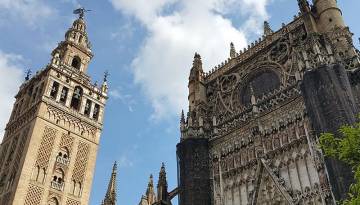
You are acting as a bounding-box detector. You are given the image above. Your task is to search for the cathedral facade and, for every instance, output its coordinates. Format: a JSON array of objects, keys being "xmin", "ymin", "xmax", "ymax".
[
  {"xmin": 177, "ymin": 0, "xmax": 360, "ymax": 205},
  {"xmin": 0, "ymin": 11, "xmax": 108, "ymax": 205}
]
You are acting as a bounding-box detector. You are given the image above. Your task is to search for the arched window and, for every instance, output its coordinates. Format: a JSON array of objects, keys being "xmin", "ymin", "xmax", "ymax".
[
  {"xmin": 48, "ymin": 197, "xmax": 59, "ymax": 205},
  {"xmin": 59, "ymin": 87, "xmax": 69, "ymax": 104},
  {"xmin": 93, "ymin": 104, "xmax": 100, "ymax": 120},
  {"xmin": 79, "ymin": 35, "xmax": 83, "ymax": 44},
  {"xmin": 53, "ymin": 169, "xmax": 64, "ymax": 183},
  {"xmin": 56, "ymin": 147, "xmax": 70, "ymax": 165},
  {"xmin": 70, "ymin": 86, "xmax": 83, "ymax": 110},
  {"xmin": 50, "ymin": 81, "xmax": 59, "ymax": 99},
  {"xmin": 84, "ymin": 99, "xmax": 92, "ymax": 117},
  {"xmin": 241, "ymin": 71, "xmax": 280, "ymax": 106},
  {"xmin": 71, "ymin": 56, "xmax": 81, "ymax": 70},
  {"xmin": 51, "ymin": 169, "xmax": 64, "ymax": 191}
]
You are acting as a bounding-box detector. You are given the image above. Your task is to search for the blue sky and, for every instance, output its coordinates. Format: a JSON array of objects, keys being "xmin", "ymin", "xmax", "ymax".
[{"xmin": 0, "ymin": 0, "xmax": 359, "ymax": 205}]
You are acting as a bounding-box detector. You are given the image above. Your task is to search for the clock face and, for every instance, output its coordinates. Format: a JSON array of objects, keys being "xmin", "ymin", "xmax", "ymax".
[{"xmin": 241, "ymin": 70, "xmax": 280, "ymax": 106}]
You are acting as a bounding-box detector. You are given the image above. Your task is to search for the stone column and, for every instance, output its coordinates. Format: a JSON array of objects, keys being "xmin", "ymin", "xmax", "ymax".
[
  {"xmin": 56, "ymin": 84, "xmax": 64, "ymax": 102},
  {"xmin": 89, "ymin": 103, "xmax": 95, "ymax": 119},
  {"xmin": 66, "ymin": 89, "xmax": 74, "ymax": 107},
  {"xmin": 80, "ymin": 98, "xmax": 87, "ymax": 114}
]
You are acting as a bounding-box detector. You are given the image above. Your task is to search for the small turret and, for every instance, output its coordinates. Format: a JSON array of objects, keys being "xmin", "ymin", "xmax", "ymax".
[
  {"xmin": 146, "ymin": 175, "xmax": 156, "ymax": 205},
  {"xmin": 157, "ymin": 163, "xmax": 168, "ymax": 202},
  {"xmin": 188, "ymin": 53, "xmax": 206, "ymax": 113},
  {"xmin": 230, "ymin": 42, "xmax": 236, "ymax": 59},
  {"xmin": 189, "ymin": 53, "xmax": 203, "ymax": 82},
  {"xmin": 263, "ymin": 21, "xmax": 273, "ymax": 36},
  {"xmin": 312, "ymin": 0, "xmax": 357, "ymax": 60},
  {"xmin": 312, "ymin": 0, "xmax": 345, "ymax": 32}
]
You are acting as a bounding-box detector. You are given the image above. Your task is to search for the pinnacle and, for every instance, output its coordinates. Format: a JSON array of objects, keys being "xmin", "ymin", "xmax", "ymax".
[
  {"xmin": 230, "ymin": 42, "xmax": 236, "ymax": 58},
  {"xmin": 103, "ymin": 161, "xmax": 117, "ymax": 205},
  {"xmin": 148, "ymin": 174, "xmax": 154, "ymax": 186},
  {"xmin": 159, "ymin": 162, "xmax": 167, "ymax": 180},
  {"xmin": 112, "ymin": 161, "xmax": 117, "ymax": 173},
  {"xmin": 264, "ymin": 21, "xmax": 273, "ymax": 36},
  {"xmin": 180, "ymin": 110, "xmax": 185, "ymax": 123},
  {"xmin": 194, "ymin": 52, "xmax": 201, "ymax": 59}
]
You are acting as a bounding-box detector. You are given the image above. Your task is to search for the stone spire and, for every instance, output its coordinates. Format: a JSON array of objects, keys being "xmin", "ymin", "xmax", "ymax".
[
  {"xmin": 180, "ymin": 110, "xmax": 185, "ymax": 124},
  {"xmin": 189, "ymin": 53, "xmax": 203, "ymax": 82},
  {"xmin": 146, "ymin": 175, "xmax": 156, "ymax": 205},
  {"xmin": 263, "ymin": 21, "xmax": 273, "ymax": 36},
  {"xmin": 188, "ymin": 53, "xmax": 206, "ymax": 113},
  {"xmin": 157, "ymin": 163, "xmax": 168, "ymax": 202},
  {"xmin": 102, "ymin": 162, "xmax": 117, "ymax": 205},
  {"xmin": 230, "ymin": 42, "xmax": 236, "ymax": 58},
  {"xmin": 180, "ymin": 110, "xmax": 186, "ymax": 131}
]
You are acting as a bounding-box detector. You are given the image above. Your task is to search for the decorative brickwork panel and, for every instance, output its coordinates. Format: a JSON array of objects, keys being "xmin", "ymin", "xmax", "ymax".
[
  {"xmin": 24, "ymin": 184, "xmax": 44, "ymax": 205},
  {"xmin": 72, "ymin": 141, "xmax": 90, "ymax": 182},
  {"xmin": 60, "ymin": 133, "xmax": 74, "ymax": 153},
  {"xmin": 66, "ymin": 198, "xmax": 81, "ymax": 205},
  {"xmin": 35, "ymin": 126, "xmax": 57, "ymax": 169}
]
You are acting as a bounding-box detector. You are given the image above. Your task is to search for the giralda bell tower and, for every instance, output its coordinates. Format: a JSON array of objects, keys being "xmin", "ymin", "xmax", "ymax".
[{"xmin": 0, "ymin": 10, "xmax": 108, "ymax": 205}]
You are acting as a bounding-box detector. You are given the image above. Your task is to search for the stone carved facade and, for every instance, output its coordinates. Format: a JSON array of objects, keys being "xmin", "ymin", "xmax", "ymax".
[
  {"xmin": 0, "ymin": 12, "xmax": 108, "ymax": 205},
  {"xmin": 177, "ymin": 0, "xmax": 360, "ymax": 205}
]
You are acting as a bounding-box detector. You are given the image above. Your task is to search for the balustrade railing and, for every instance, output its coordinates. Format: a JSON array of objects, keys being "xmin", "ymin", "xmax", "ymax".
[
  {"xmin": 56, "ymin": 156, "xmax": 70, "ymax": 166},
  {"xmin": 51, "ymin": 181, "xmax": 64, "ymax": 191}
]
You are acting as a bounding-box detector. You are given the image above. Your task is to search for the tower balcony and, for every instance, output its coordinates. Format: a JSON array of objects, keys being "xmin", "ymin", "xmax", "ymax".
[
  {"xmin": 56, "ymin": 156, "xmax": 70, "ymax": 166},
  {"xmin": 51, "ymin": 181, "xmax": 64, "ymax": 191}
]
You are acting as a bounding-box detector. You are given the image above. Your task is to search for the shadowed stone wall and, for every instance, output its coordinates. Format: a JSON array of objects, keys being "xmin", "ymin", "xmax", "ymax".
[
  {"xmin": 301, "ymin": 63, "xmax": 358, "ymax": 200},
  {"xmin": 177, "ymin": 138, "xmax": 211, "ymax": 205}
]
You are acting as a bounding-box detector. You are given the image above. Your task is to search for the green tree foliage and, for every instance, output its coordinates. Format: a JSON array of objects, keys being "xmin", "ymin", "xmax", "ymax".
[{"xmin": 320, "ymin": 123, "xmax": 360, "ymax": 204}]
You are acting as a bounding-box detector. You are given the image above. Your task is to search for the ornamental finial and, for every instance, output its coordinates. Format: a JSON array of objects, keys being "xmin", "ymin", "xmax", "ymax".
[
  {"xmin": 104, "ymin": 70, "xmax": 110, "ymax": 82},
  {"xmin": 73, "ymin": 7, "xmax": 91, "ymax": 19}
]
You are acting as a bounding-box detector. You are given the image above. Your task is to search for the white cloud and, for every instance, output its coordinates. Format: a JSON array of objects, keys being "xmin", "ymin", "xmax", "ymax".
[
  {"xmin": 109, "ymin": 88, "xmax": 137, "ymax": 112},
  {"xmin": 117, "ymin": 155, "xmax": 134, "ymax": 168},
  {"xmin": 0, "ymin": 50, "xmax": 24, "ymax": 140},
  {"xmin": 0, "ymin": 0, "xmax": 54, "ymax": 26},
  {"xmin": 110, "ymin": 0, "xmax": 270, "ymax": 120}
]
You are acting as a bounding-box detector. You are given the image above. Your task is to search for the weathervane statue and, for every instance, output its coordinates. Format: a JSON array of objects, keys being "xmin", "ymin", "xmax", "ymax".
[{"xmin": 73, "ymin": 7, "xmax": 91, "ymax": 18}]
